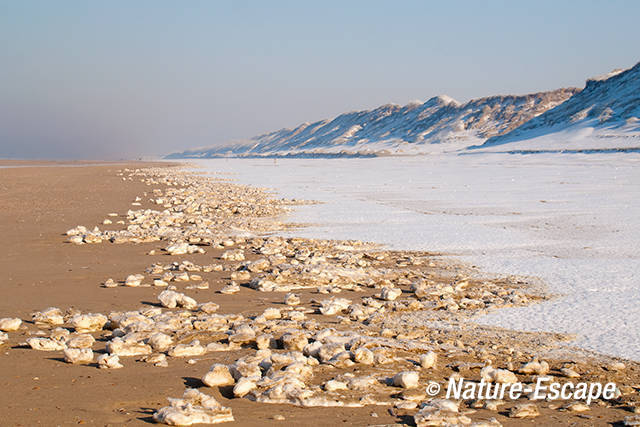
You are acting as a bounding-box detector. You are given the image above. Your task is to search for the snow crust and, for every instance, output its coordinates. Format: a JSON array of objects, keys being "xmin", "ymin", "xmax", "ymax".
[{"xmin": 191, "ymin": 151, "xmax": 640, "ymax": 360}]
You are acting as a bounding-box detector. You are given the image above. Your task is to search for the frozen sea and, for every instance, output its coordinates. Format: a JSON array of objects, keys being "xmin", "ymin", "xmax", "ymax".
[{"xmin": 191, "ymin": 152, "xmax": 640, "ymax": 360}]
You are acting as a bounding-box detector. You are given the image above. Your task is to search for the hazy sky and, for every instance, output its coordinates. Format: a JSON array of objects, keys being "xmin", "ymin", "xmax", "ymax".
[{"xmin": 1, "ymin": 1, "xmax": 639, "ymax": 159}]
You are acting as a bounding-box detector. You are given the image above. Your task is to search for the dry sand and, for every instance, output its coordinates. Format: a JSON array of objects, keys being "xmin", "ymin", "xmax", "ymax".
[
  {"xmin": 0, "ymin": 162, "xmax": 400, "ymax": 426},
  {"xmin": 0, "ymin": 161, "xmax": 638, "ymax": 426}
]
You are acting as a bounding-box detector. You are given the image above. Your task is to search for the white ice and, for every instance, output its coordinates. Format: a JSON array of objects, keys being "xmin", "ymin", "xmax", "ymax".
[{"xmin": 191, "ymin": 152, "xmax": 640, "ymax": 360}]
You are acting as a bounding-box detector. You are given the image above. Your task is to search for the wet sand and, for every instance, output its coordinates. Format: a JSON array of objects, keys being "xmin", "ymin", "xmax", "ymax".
[{"xmin": 1, "ymin": 161, "xmax": 639, "ymax": 426}]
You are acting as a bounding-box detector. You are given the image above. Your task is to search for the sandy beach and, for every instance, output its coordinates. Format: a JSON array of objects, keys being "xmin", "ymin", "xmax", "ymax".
[
  {"xmin": 1, "ymin": 161, "xmax": 639, "ymax": 426},
  {"xmin": 0, "ymin": 161, "xmax": 404, "ymax": 426}
]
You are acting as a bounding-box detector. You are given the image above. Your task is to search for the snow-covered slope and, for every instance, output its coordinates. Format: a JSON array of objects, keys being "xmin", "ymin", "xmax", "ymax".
[
  {"xmin": 475, "ymin": 62, "xmax": 640, "ymax": 152},
  {"xmin": 167, "ymin": 89, "xmax": 578, "ymax": 158}
]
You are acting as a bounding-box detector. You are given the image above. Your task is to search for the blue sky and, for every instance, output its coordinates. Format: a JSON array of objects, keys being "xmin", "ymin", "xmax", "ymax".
[{"xmin": 1, "ymin": 1, "xmax": 639, "ymax": 158}]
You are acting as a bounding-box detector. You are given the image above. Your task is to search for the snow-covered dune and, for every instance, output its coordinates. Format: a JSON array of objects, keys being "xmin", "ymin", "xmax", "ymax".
[
  {"xmin": 166, "ymin": 89, "xmax": 578, "ymax": 158},
  {"xmin": 475, "ymin": 61, "xmax": 640, "ymax": 152},
  {"xmin": 168, "ymin": 61, "xmax": 640, "ymax": 158}
]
